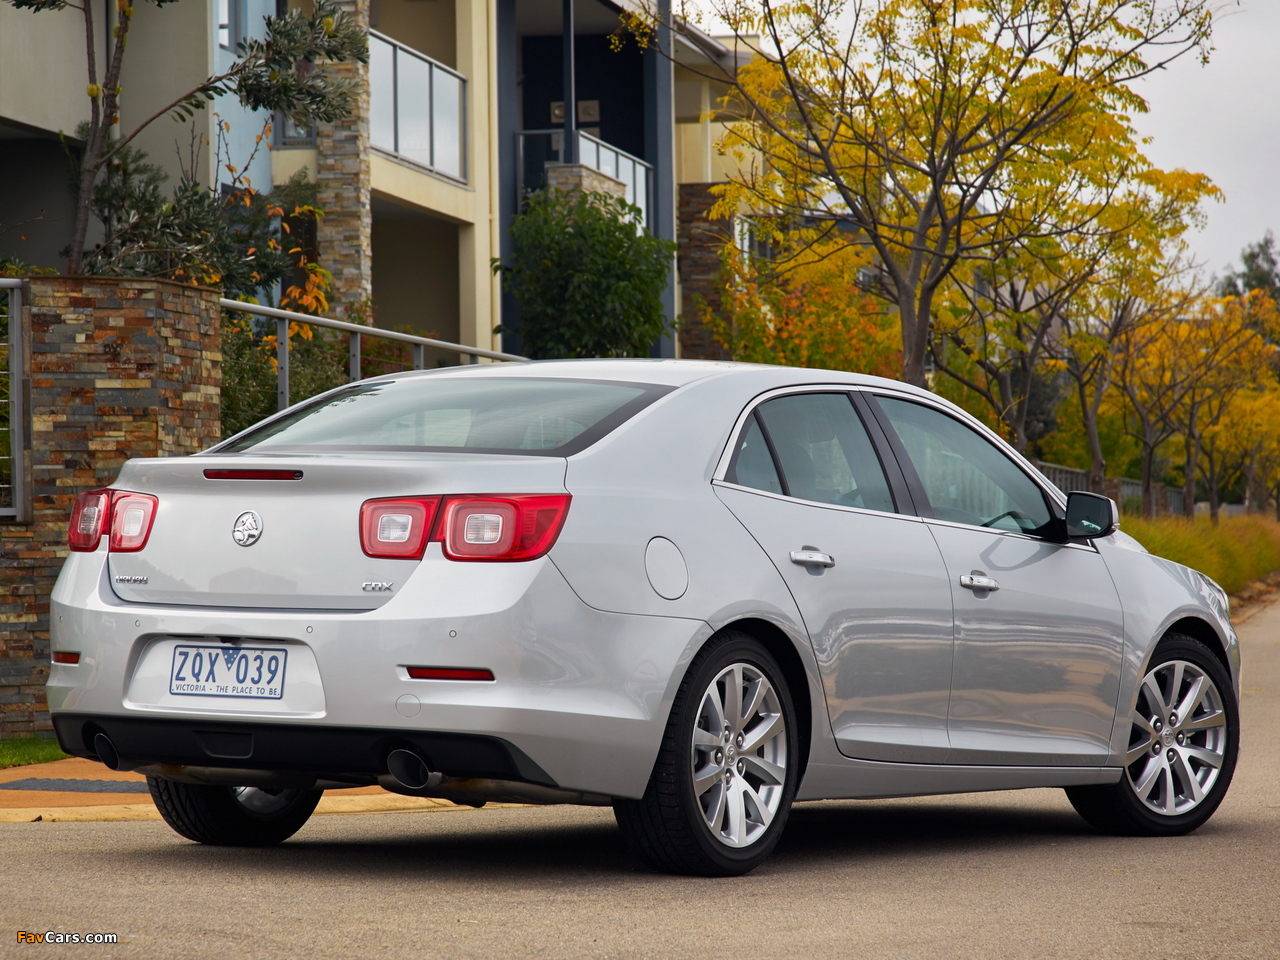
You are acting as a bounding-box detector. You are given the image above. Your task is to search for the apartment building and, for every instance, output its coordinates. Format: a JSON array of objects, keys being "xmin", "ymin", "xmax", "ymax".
[{"xmin": 0, "ymin": 0, "xmax": 741, "ymax": 360}]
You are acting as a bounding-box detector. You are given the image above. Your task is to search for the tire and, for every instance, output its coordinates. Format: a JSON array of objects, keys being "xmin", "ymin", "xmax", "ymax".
[
  {"xmin": 148, "ymin": 778, "xmax": 322, "ymax": 846},
  {"xmin": 614, "ymin": 630, "xmax": 800, "ymax": 876},
  {"xmin": 1066, "ymin": 634, "xmax": 1238, "ymax": 836}
]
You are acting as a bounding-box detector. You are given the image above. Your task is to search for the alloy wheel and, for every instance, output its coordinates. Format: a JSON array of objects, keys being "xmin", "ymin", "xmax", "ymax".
[
  {"xmin": 690, "ymin": 662, "xmax": 789, "ymax": 848},
  {"xmin": 1125, "ymin": 658, "xmax": 1228, "ymax": 816}
]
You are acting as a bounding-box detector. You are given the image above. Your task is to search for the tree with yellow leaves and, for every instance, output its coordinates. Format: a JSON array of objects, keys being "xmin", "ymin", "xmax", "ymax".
[
  {"xmin": 702, "ymin": 230, "xmax": 901, "ymax": 376},
  {"xmin": 1113, "ymin": 290, "xmax": 1274, "ymax": 517},
  {"xmin": 636, "ymin": 0, "xmax": 1219, "ymax": 387}
]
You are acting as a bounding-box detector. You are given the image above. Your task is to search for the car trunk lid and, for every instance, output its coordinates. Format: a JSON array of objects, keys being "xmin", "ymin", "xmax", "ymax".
[{"xmin": 104, "ymin": 453, "xmax": 568, "ymax": 609}]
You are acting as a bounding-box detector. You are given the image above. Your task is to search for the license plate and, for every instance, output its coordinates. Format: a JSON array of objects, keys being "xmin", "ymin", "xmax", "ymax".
[{"xmin": 169, "ymin": 644, "xmax": 287, "ymax": 700}]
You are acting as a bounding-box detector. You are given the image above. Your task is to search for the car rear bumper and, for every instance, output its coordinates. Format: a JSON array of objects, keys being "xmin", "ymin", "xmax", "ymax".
[
  {"xmin": 47, "ymin": 549, "xmax": 711, "ymax": 799},
  {"xmin": 52, "ymin": 712, "xmax": 555, "ymax": 785}
]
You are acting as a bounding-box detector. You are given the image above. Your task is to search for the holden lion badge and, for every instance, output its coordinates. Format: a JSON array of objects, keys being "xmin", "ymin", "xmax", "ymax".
[{"xmin": 232, "ymin": 510, "xmax": 264, "ymax": 547}]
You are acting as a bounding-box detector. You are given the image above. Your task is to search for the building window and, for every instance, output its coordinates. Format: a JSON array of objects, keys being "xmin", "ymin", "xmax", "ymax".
[{"xmin": 219, "ymin": 0, "xmax": 246, "ymax": 51}]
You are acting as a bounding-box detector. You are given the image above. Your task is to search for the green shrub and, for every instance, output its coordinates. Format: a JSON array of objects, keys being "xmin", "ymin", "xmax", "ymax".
[
  {"xmin": 1121, "ymin": 515, "xmax": 1280, "ymax": 594},
  {"xmin": 495, "ymin": 189, "xmax": 677, "ymax": 359}
]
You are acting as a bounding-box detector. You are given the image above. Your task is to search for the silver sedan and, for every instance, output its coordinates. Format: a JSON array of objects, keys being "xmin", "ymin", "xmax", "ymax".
[{"xmin": 47, "ymin": 360, "xmax": 1240, "ymax": 875}]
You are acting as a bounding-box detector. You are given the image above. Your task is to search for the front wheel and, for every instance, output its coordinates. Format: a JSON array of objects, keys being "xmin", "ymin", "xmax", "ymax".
[
  {"xmin": 148, "ymin": 777, "xmax": 322, "ymax": 846},
  {"xmin": 1066, "ymin": 634, "xmax": 1238, "ymax": 836},
  {"xmin": 614, "ymin": 631, "xmax": 800, "ymax": 876}
]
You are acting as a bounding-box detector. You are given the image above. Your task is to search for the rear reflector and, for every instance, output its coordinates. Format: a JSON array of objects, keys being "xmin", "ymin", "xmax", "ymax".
[
  {"xmin": 52, "ymin": 651, "xmax": 81, "ymax": 665},
  {"xmin": 360, "ymin": 497, "xmax": 441, "ymax": 559},
  {"xmin": 406, "ymin": 666, "xmax": 495, "ymax": 681},
  {"xmin": 204, "ymin": 469, "xmax": 303, "ymax": 480}
]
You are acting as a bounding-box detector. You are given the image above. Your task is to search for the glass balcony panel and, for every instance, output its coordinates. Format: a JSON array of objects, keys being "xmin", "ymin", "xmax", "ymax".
[
  {"xmin": 598, "ymin": 145, "xmax": 617, "ymax": 182},
  {"xmin": 432, "ymin": 69, "xmax": 464, "ymax": 179},
  {"xmin": 577, "ymin": 133, "xmax": 598, "ymax": 170},
  {"xmin": 634, "ymin": 166, "xmax": 647, "ymax": 219},
  {"xmin": 369, "ymin": 37, "xmax": 397, "ymax": 153},
  {"xmin": 396, "ymin": 52, "xmax": 433, "ymax": 168},
  {"xmin": 618, "ymin": 159, "xmax": 636, "ymax": 207}
]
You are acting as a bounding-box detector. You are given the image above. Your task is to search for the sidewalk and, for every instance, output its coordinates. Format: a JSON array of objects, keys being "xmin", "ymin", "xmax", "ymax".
[{"xmin": 0, "ymin": 757, "xmax": 465, "ymax": 823}]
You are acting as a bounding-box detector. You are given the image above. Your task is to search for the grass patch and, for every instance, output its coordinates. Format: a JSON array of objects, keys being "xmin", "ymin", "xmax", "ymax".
[
  {"xmin": 0, "ymin": 738, "xmax": 70, "ymax": 769},
  {"xmin": 1121, "ymin": 514, "xmax": 1280, "ymax": 595}
]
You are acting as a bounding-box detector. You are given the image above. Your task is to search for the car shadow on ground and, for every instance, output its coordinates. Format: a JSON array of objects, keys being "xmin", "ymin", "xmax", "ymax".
[{"xmin": 101, "ymin": 795, "xmax": 1133, "ymax": 884}]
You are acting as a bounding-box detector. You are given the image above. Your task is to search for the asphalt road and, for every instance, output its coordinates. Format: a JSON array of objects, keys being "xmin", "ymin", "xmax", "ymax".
[{"xmin": 3, "ymin": 603, "xmax": 1278, "ymax": 960}]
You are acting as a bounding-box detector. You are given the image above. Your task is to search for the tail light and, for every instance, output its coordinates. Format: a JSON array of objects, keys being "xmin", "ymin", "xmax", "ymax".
[
  {"xmin": 359, "ymin": 494, "xmax": 571, "ymax": 561},
  {"xmin": 69, "ymin": 489, "xmax": 113, "ymax": 551},
  {"xmin": 360, "ymin": 497, "xmax": 441, "ymax": 559},
  {"xmin": 109, "ymin": 493, "xmax": 158, "ymax": 552},
  {"xmin": 68, "ymin": 489, "xmax": 159, "ymax": 552},
  {"xmin": 435, "ymin": 494, "xmax": 571, "ymax": 561}
]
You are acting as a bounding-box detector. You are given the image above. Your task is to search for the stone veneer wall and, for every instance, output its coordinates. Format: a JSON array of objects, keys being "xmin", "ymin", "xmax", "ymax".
[
  {"xmin": 0, "ymin": 277, "xmax": 221, "ymax": 736},
  {"xmin": 544, "ymin": 163, "xmax": 627, "ymax": 200},
  {"xmin": 315, "ymin": 0, "xmax": 373, "ymax": 321},
  {"xmin": 676, "ymin": 183, "xmax": 734, "ymax": 361}
]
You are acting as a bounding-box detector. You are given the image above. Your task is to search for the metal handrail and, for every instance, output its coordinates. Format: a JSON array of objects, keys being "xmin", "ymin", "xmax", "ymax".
[{"xmin": 219, "ymin": 297, "xmax": 527, "ymax": 411}]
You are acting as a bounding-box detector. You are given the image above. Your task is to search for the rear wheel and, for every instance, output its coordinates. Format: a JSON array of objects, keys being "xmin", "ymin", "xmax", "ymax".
[
  {"xmin": 614, "ymin": 631, "xmax": 799, "ymax": 876},
  {"xmin": 1066, "ymin": 634, "xmax": 1238, "ymax": 836},
  {"xmin": 148, "ymin": 778, "xmax": 322, "ymax": 846}
]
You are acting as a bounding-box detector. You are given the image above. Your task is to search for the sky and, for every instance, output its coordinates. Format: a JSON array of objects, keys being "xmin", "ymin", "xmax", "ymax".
[{"xmin": 1133, "ymin": 0, "xmax": 1280, "ymax": 280}]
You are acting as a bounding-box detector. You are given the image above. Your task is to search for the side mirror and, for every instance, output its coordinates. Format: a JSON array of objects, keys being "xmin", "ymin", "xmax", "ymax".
[{"xmin": 1064, "ymin": 491, "xmax": 1118, "ymax": 540}]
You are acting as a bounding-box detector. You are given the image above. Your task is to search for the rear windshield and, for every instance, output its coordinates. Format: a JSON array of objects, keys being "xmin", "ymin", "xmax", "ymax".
[{"xmin": 217, "ymin": 376, "xmax": 672, "ymax": 456}]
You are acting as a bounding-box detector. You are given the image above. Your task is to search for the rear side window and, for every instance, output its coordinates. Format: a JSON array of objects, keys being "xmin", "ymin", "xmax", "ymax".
[
  {"xmin": 726, "ymin": 415, "xmax": 784, "ymax": 494},
  {"xmin": 219, "ymin": 377, "xmax": 672, "ymax": 456},
  {"xmin": 727, "ymin": 393, "xmax": 897, "ymax": 514}
]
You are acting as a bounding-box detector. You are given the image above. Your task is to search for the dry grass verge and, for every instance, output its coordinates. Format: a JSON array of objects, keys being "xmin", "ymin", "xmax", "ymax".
[{"xmin": 1121, "ymin": 514, "xmax": 1280, "ymax": 595}]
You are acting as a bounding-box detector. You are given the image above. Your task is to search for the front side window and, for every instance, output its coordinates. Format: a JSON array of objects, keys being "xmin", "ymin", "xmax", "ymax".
[
  {"xmin": 218, "ymin": 377, "xmax": 671, "ymax": 457},
  {"xmin": 874, "ymin": 396, "xmax": 1052, "ymax": 534},
  {"xmin": 728, "ymin": 393, "xmax": 896, "ymax": 513}
]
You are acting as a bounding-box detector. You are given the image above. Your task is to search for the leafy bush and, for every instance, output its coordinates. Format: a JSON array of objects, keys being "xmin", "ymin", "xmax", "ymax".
[
  {"xmin": 495, "ymin": 190, "xmax": 677, "ymax": 358},
  {"xmin": 1122, "ymin": 515, "xmax": 1280, "ymax": 595}
]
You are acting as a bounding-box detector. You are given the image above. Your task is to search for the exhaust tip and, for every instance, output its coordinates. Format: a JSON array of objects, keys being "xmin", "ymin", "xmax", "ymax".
[
  {"xmin": 386, "ymin": 749, "xmax": 434, "ymax": 791},
  {"xmin": 93, "ymin": 733, "xmax": 124, "ymax": 771}
]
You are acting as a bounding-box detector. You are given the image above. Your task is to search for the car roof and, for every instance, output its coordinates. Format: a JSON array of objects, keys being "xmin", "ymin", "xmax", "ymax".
[{"xmin": 370, "ymin": 358, "xmax": 935, "ymax": 397}]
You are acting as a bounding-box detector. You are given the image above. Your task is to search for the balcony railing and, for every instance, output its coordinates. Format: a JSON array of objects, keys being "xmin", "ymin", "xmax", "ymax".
[
  {"xmin": 370, "ymin": 30, "xmax": 466, "ymax": 182},
  {"xmin": 517, "ymin": 130, "xmax": 651, "ymax": 226}
]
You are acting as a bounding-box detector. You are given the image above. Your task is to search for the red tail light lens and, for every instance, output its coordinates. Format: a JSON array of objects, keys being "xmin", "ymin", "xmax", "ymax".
[
  {"xmin": 69, "ymin": 489, "xmax": 159, "ymax": 552},
  {"xmin": 109, "ymin": 493, "xmax": 158, "ymax": 552},
  {"xmin": 436, "ymin": 494, "xmax": 571, "ymax": 561},
  {"xmin": 52, "ymin": 651, "xmax": 81, "ymax": 664},
  {"xmin": 360, "ymin": 497, "xmax": 441, "ymax": 559},
  {"xmin": 68, "ymin": 489, "xmax": 113, "ymax": 552}
]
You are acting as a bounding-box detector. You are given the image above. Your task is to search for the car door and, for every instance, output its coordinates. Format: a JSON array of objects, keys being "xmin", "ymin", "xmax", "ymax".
[
  {"xmin": 713, "ymin": 391, "xmax": 956, "ymax": 763},
  {"xmin": 867, "ymin": 393, "xmax": 1124, "ymax": 765}
]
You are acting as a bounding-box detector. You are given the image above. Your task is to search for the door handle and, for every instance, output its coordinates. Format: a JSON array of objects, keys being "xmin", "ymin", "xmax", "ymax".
[
  {"xmin": 959, "ymin": 574, "xmax": 999, "ymax": 591},
  {"xmin": 790, "ymin": 550, "xmax": 835, "ymax": 568}
]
